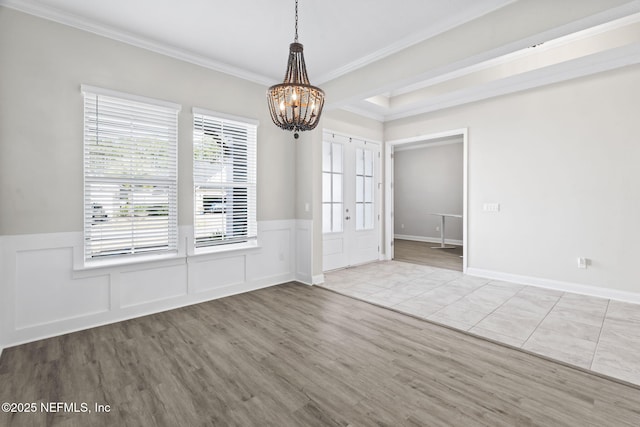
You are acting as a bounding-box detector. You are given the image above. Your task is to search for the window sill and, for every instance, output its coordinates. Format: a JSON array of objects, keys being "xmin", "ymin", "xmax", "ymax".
[
  {"xmin": 75, "ymin": 252, "xmax": 184, "ymax": 275},
  {"xmin": 73, "ymin": 242, "xmax": 261, "ymax": 278},
  {"xmin": 73, "ymin": 240, "xmax": 261, "ymax": 278},
  {"xmin": 190, "ymin": 241, "xmax": 260, "ymax": 258}
]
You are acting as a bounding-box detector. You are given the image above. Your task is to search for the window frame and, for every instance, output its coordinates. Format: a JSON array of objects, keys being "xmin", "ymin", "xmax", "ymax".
[
  {"xmin": 82, "ymin": 85, "xmax": 180, "ymax": 265},
  {"xmin": 192, "ymin": 107, "xmax": 258, "ymax": 252}
]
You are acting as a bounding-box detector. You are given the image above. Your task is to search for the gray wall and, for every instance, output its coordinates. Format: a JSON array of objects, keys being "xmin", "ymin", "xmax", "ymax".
[
  {"xmin": 385, "ymin": 64, "xmax": 640, "ymax": 295},
  {"xmin": 0, "ymin": 7, "xmax": 295, "ymax": 236},
  {"xmin": 0, "ymin": 7, "xmax": 306, "ymax": 351},
  {"xmin": 394, "ymin": 141, "xmax": 463, "ymax": 242}
]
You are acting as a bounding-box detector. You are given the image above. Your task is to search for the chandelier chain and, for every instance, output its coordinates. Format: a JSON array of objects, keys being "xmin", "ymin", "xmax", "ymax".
[{"xmin": 294, "ymin": 0, "xmax": 299, "ymax": 42}]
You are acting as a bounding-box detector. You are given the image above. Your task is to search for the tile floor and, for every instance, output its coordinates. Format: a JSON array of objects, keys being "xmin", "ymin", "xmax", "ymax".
[{"xmin": 320, "ymin": 260, "xmax": 640, "ymax": 386}]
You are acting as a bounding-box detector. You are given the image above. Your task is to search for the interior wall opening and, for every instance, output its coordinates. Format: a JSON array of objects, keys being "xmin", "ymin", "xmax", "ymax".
[{"xmin": 385, "ymin": 129, "xmax": 468, "ymax": 272}]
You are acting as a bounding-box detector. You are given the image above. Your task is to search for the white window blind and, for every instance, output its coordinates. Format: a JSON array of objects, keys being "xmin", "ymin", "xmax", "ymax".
[
  {"xmin": 83, "ymin": 85, "xmax": 180, "ymax": 261},
  {"xmin": 193, "ymin": 109, "xmax": 257, "ymax": 248}
]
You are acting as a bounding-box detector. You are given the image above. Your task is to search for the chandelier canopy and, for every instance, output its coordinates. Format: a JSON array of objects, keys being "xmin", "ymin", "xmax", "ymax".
[{"xmin": 267, "ymin": 0, "xmax": 325, "ymax": 139}]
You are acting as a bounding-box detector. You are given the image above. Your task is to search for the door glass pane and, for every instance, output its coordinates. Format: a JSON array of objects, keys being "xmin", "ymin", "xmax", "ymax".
[
  {"xmin": 322, "ymin": 141, "xmax": 331, "ymax": 172},
  {"xmin": 364, "ymin": 149, "xmax": 373, "ymax": 176},
  {"xmin": 364, "ymin": 203, "xmax": 373, "ymax": 229},
  {"xmin": 322, "ymin": 173, "xmax": 331, "ymax": 203},
  {"xmin": 332, "ymin": 174, "xmax": 342, "ymax": 202},
  {"xmin": 356, "ymin": 176, "xmax": 364, "ymax": 203},
  {"xmin": 355, "ymin": 148, "xmax": 364, "ymax": 175},
  {"xmin": 364, "ymin": 177, "xmax": 373, "ymax": 203},
  {"xmin": 332, "ymin": 143, "xmax": 343, "ymax": 173}
]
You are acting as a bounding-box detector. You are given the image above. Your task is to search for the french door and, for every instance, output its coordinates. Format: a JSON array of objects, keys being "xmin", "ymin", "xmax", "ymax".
[{"xmin": 322, "ymin": 132, "xmax": 380, "ymax": 271}]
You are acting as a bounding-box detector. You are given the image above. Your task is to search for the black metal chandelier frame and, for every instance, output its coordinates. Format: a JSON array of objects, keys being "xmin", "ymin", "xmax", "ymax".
[{"xmin": 266, "ymin": 0, "xmax": 325, "ymax": 138}]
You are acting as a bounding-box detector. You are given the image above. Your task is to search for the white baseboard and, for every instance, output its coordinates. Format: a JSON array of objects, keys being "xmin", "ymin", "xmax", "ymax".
[
  {"xmin": 394, "ymin": 234, "xmax": 463, "ymax": 246},
  {"xmin": 295, "ymin": 274, "xmax": 325, "ymax": 286},
  {"xmin": 466, "ymin": 267, "xmax": 640, "ymax": 304}
]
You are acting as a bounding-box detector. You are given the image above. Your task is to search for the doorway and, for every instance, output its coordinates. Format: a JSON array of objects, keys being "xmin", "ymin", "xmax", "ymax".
[
  {"xmin": 385, "ymin": 129, "xmax": 468, "ymax": 272},
  {"xmin": 322, "ymin": 131, "xmax": 381, "ymax": 271}
]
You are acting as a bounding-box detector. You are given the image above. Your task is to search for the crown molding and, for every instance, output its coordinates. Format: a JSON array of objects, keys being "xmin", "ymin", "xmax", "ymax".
[
  {"xmin": 384, "ymin": 42, "xmax": 640, "ymax": 122},
  {"xmin": 315, "ymin": 0, "xmax": 517, "ymax": 84},
  {"xmin": 391, "ymin": 7, "xmax": 640, "ymax": 97},
  {"xmin": 326, "ymin": 1, "xmax": 640, "ymax": 90},
  {"xmin": 324, "ymin": 0, "xmax": 640, "ymax": 119},
  {"xmin": 0, "ymin": 0, "xmax": 276, "ymax": 86},
  {"xmin": 336, "ymin": 105, "xmax": 385, "ymax": 122},
  {"xmin": 336, "ymin": 41, "xmax": 640, "ymax": 123}
]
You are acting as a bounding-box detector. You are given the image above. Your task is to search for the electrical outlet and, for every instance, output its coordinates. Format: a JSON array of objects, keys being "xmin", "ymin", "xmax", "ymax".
[
  {"xmin": 483, "ymin": 202, "xmax": 500, "ymax": 212},
  {"xmin": 577, "ymin": 257, "xmax": 588, "ymax": 269},
  {"xmin": 436, "ymin": 226, "xmax": 440, "ymax": 232},
  {"xmin": 401, "ymin": 223, "xmax": 404, "ymax": 229}
]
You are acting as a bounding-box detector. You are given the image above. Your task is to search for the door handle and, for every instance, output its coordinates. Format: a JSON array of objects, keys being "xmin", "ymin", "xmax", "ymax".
[{"xmin": 345, "ymin": 216, "xmax": 351, "ymax": 220}]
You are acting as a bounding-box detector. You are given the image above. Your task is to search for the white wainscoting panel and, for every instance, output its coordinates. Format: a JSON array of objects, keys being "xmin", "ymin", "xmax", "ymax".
[
  {"xmin": 0, "ymin": 220, "xmax": 300, "ymax": 350},
  {"xmin": 120, "ymin": 264, "xmax": 188, "ymax": 308},
  {"xmin": 247, "ymin": 224, "xmax": 293, "ymax": 283},
  {"xmin": 190, "ymin": 255, "xmax": 246, "ymax": 293},
  {"xmin": 15, "ymin": 247, "xmax": 110, "ymax": 329}
]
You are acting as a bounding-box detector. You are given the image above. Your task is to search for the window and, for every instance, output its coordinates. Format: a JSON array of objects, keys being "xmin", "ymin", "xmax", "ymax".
[
  {"xmin": 193, "ymin": 108, "xmax": 257, "ymax": 248},
  {"xmin": 322, "ymin": 140, "xmax": 343, "ymax": 233},
  {"xmin": 82, "ymin": 85, "xmax": 180, "ymax": 261}
]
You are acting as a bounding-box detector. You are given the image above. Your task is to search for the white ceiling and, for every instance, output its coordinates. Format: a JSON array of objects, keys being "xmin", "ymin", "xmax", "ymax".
[
  {"xmin": 3, "ymin": 0, "xmax": 640, "ymax": 121},
  {"xmin": 1, "ymin": 0, "xmax": 513, "ymax": 83}
]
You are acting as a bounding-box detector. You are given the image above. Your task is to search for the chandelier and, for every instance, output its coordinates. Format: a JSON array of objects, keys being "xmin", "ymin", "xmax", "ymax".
[{"xmin": 266, "ymin": 0, "xmax": 325, "ymax": 139}]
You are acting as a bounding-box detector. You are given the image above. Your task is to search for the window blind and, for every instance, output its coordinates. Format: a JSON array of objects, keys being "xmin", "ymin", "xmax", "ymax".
[
  {"xmin": 193, "ymin": 109, "xmax": 257, "ymax": 248},
  {"xmin": 83, "ymin": 85, "xmax": 180, "ymax": 261}
]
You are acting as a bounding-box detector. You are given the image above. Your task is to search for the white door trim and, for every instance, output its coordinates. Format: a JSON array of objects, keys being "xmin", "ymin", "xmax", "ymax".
[{"xmin": 384, "ymin": 128, "xmax": 468, "ymax": 272}]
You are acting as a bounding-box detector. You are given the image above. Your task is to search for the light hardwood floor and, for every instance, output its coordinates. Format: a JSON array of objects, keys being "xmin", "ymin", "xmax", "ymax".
[
  {"xmin": 1, "ymin": 283, "xmax": 639, "ymax": 426},
  {"xmin": 394, "ymin": 238, "xmax": 463, "ymax": 271}
]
